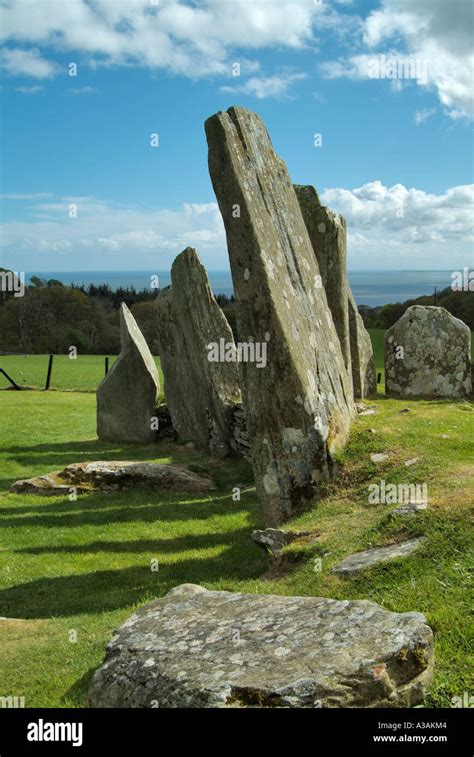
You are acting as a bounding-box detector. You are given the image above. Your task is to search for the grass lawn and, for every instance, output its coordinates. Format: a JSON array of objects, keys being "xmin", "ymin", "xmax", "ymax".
[
  {"xmin": 0, "ymin": 353, "xmax": 164, "ymax": 395},
  {"xmin": 0, "ymin": 339, "xmax": 472, "ymax": 708}
]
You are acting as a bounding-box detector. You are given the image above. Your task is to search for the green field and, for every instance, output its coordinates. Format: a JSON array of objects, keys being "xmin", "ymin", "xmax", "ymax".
[
  {"xmin": 0, "ymin": 353, "xmax": 164, "ymax": 394},
  {"xmin": 0, "ymin": 334, "xmax": 472, "ymax": 708}
]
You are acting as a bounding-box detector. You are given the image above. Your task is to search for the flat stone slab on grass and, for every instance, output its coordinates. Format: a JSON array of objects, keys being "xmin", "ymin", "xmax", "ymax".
[
  {"xmin": 332, "ymin": 537, "xmax": 426, "ymax": 576},
  {"xmin": 10, "ymin": 461, "xmax": 216, "ymax": 496},
  {"xmin": 89, "ymin": 583, "xmax": 433, "ymax": 708}
]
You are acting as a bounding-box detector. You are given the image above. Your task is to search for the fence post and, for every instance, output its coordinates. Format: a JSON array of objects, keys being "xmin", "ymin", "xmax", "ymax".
[
  {"xmin": 105, "ymin": 357, "xmax": 109, "ymax": 376},
  {"xmin": 45, "ymin": 354, "xmax": 54, "ymax": 390}
]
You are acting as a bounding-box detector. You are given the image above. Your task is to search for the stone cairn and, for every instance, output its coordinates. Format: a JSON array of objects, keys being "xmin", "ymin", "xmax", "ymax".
[
  {"xmin": 206, "ymin": 106, "xmax": 355, "ymax": 527},
  {"xmin": 385, "ymin": 305, "xmax": 472, "ymax": 398}
]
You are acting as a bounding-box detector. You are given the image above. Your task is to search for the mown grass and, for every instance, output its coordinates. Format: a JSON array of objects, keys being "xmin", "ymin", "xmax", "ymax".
[
  {"xmin": 0, "ymin": 344, "xmax": 472, "ymax": 708},
  {"xmin": 0, "ymin": 353, "xmax": 164, "ymax": 395}
]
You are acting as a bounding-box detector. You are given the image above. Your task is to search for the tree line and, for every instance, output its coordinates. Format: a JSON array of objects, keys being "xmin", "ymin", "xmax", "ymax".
[{"xmin": 0, "ymin": 269, "xmax": 471, "ymax": 355}]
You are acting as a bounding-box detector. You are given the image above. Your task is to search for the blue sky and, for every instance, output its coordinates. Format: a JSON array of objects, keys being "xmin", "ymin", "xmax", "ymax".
[{"xmin": 0, "ymin": 0, "xmax": 473, "ymax": 272}]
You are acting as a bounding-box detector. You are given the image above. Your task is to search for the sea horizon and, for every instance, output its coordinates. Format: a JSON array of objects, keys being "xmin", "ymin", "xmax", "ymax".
[{"xmin": 23, "ymin": 269, "xmax": 459, "ymax": 307}]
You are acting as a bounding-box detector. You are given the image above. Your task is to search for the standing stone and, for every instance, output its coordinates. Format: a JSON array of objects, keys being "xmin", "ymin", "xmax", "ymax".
[
  {"xmin": 385, "ymin": 305, "xmax": 472, "ymax": 398},
  {"xmin": 348, "ymin": 291, "xmax": 377, "ymax": 398},
  {"xmin": 97, "ymin": 303, "xmax": 159, "ymax": 443},
  {"xmin": 206, "ymin": 106, "xmax": 354, "ymax": 526},
  {"xmin": 295, "ymin": 185, "xmax": 351, "ymax": 377},
  {"xmin": 155, "ymin": 247, "xmax": 241, "ymax": 457},
  {"xmin": 295, "ymin": 184, "xmax": 375, "ymax": 398}
]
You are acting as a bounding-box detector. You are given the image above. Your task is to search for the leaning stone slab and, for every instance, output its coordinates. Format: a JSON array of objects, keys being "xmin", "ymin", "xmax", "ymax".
[
  {"xmin": 89, "ymin": 583, "xmax": 433, "ymax": 708},
  {"xmin": 348, "ymin": 291, "xmax": 376, "ymax": 398},
  {"xmin": 97, "ymin": 303, "xmax": 159, "ymax": 443},
  {"xmin": 10, "ymin": 461, "xmax": 215, "ymax": 495},
  {"xmin": 295, "ymin": 184, "xmax": 352, "ymax": 378},
  {"xmin": 155, "ymin": 247, "xmax": 241, "ymax": 458},
  {"xmin": 385, "ymin": 305, "xmax": 471, "ymax": 398},
  {"xmin": 332, "ymin": 537, "xmax": 426, "ymax": 576},
  {"xmin": 206, "ymin": 106, "xmax": 354, "ymax": 526}
]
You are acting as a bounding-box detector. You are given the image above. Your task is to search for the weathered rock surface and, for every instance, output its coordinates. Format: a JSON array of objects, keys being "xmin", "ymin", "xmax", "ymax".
[
  {"xmin": 348, "ymin": 291, "xmax": 377, "ymax": 398},
  {"xmin": 97, "ymin": 303, "xmax": 159, "ymax": 443},
  {"xmin": 10, "ymin": 461, "xmax": 215, "ymax": 495},
  {"xmin": 251, "ymin": 527, "xmax": 313, "ymax": 557},
  {"xmin": 332, "ymin": 537, "xmax": 426, "ymax": 575},
  {"xmin": 155, "ymin": 247, "xmax": 241, "ymax": 457},
  {"xmin": 206, "ymin": 106, "xmax": 354, "ymax": 526},
  {"xmin": 295, "ymin": 184, "xmax": 352, "ymax": 379},
  {"xmin": 295, "ymin": 184, "xmax": 375, "ymax": 399},
  {"xmin": 385, "ymin": 306, "xmax": 471, "ymax": 398},
  {"xmin": 89, "ymin": 583, "xmax": 433, "ymax": 708}
]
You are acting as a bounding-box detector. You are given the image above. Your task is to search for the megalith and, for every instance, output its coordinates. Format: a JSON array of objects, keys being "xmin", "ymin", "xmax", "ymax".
[
  {"xmin": 155, "ymin": 247, "xmax": 241, "ymax": 457},
  {"xmin": 97, "ymin": 303, "xmax": 159, "ymax": 443},
  {"xmin": 295, "ymin": 184, "xmax": 352, "ymax": 376},
  {"xmin": 385, "ymin": 305, "xmax": 472, "ymax": 398},
  {"xmin": 205, "ymin": 106, "xmax": 354, "ymax": 526},
  {"xmin": 348, "ymin": 291, "xmax": 377, "ymax": 398},
  {"xmin": 295, "ymin": 184, "xmax": 376, "ymax": 398}
]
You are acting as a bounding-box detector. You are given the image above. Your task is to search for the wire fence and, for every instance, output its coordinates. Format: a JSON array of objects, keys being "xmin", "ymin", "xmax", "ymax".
[{"xmin": 0, "ymin": 353, "xmax": 119, "ymax": 392}]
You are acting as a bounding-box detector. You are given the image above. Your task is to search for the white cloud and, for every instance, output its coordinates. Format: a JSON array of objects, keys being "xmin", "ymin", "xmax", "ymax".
[
  {"xmin": 68, "ymin": 86, "xmax": 97, "ymax": 95},
  {"xmin": 414, "ymin": 107, "xmax": 435, "ymax": 125},
  {"xmin": 0, "ymin": 47, "xmax": 57, "ymax": 78},
  {"xmin": 1, "ymin": 184, "xmax": 472, "ymax": 272},
  {"xmin": 321, "ymin": 181, "xmax": 474, "ymax": 267},
  {"xmin": 0, "ymin": 195, "xmax": 226, "ymax": 270},
  {"xmin": 16, "ymin": 84, "xmax": 43, "ymax": 94},
  {"xmin": 220, "ymin": 72, "xmax": 307, "ymax": 100},
  {"xmin": 321, "ymin": 0, "xmax": 474, "ymax": 119},
  {"xmin": 0, "ymin": 0, "xmax": 325, "ymax": 81}
]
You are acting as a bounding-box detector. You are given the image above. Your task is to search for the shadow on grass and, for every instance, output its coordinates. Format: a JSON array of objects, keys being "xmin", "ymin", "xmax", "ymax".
[
  {"xmin": 0, "ymin": 489, "xmax": 259, "ymax": 528},
  {"xmin": 0, "ymin": 543, "xmax": 266, "ymax": 619}
]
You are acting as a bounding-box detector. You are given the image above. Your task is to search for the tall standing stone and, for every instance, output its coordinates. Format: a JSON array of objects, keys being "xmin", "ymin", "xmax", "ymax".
[
  {"xmin": 295, "ymin": 184, "xmax": 376, "ymax": 398},
  {"xmin": 97, "ymin": 303, "xmax": 159, "ymax": 443},
  {"xmin": 155, "ymin": 247, "xmax": 241, "ymax": 457},
  {"xmin": 205, "ymin": 106, "xmax": 354, "ymax": 526},
  {"xmin": 295, "ymin": 184, "xmax": 352, "ymax": 377},
  {"xmin": 348, "ymin": 291, "xmax": 377, "ymax": 398},
  {"xmin": 385, "ymin": 305, "xmax": 472, "ymax": 398}
]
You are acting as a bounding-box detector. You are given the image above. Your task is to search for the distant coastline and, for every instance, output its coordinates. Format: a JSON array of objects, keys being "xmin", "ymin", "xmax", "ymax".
[{"xmin": 24, "ymin": 269, "xmax": 457, "ymax": 307}]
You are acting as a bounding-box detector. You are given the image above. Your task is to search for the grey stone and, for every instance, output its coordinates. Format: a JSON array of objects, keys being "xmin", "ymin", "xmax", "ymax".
[
  {"xmin": 332, "ymin": 537, "xmax": 426, "ymax": 575},
  {"xmin": 251, "ymin": 528, "xmax": 312, "ymax": 557},
  {"xmin": 89, "ymin": 583, "xmax": 433, "ymax": 708},
  {"xmin": 358, "ymin": 408, "xmax": 376, "ymax": 416},
  {"xmin": 155, "ymin": 247, "xmax": 241, "ymax": 458},
  {"xmin": 392, "ymin": 501, "xmax": 428, "ymax": 516},
  {"xmin": 97, "ymin": 303, "xmax": 159, "ymax": 443},
  {"xmin": 10, "ymin": 461, "xmax": 216, "ymax": 496},
  {"xmin": 370, "ymin": 453, "xmax": 390, "ymax": 463},
  {"xmin": 206, "ymin": 106, "xmax": 354, "ymax": 526},
  {"xmin": 348, "ymin": 291, "xmax": 377, "ymax": 398},
  {"xmin": 385, "ymin": 306, "xmax": 472, "ymax": 398},
  {"xmin": 295, "ymin": 184, "xmax": 352, "ymax": 379}
]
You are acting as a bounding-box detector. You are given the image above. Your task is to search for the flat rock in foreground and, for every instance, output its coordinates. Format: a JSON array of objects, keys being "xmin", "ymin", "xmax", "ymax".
[
  {"xmin": 89, "ymin": 583, "xmax": 433, "ymax": 708},
  {"xmin": 332, "ymin": 537, "xmax": 426, "ymax": 576},
  {"xmin": 10, "ymin": 461, "xmax": 215, "ymax": 495}
]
